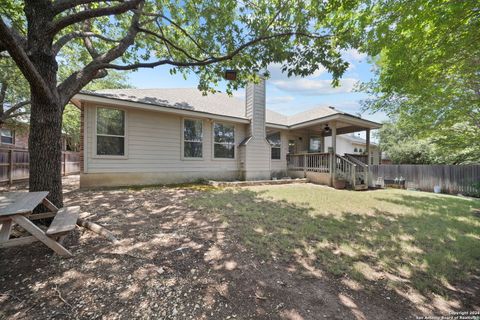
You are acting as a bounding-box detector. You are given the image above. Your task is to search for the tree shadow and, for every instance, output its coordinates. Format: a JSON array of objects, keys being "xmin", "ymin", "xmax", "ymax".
[
  {"xmin": 186, "ymin": 188, "xmax": 480, "ymax": 316},
  {"xmin": 0, "ymin": 186, "xmax": 478, "ymax": 319}
]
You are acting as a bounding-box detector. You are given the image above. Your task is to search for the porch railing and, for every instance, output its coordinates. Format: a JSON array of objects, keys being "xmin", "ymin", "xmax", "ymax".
[{"xmin": 287, "ymin": 152, "xmax": 368, "ymax": 189}]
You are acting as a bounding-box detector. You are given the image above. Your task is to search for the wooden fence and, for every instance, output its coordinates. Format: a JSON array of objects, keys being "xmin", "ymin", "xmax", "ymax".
[
  {"xmin": 0, "ymin": 148, "xmax": 80, "ymax": 184},
  {"xmin": 369, "ymin": 164, "xmax": 480, "ymax": 196}
]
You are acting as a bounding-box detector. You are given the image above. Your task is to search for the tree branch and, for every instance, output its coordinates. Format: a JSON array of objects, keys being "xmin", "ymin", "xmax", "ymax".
[
  {"xmin": 52, "ymin": 0, "xmax": 123, "ymax": 15},
  {"xmin": 53, "ymin": 31, "xmax": 119, "ymax": 54},
  {"xmin": 57, "ymin": 1, "xmax": 144, "ymax": 105},
  {"xmin": 102, "ymin": 31, "xmax": 330, "ymax": 70},
  {"xmin": 4, "ymin": 100, "xmax": 31, "ymax": 118},
  {"xmin": 50, "ymin": 0, "xmax": 142, "ymax": 36},
  {"xmin": 0, "ymin": 18, "xmax": 56, "ymax": 102},
  {"xmin": 137, "ymin": 27, "xmax": 203, "ymax": 62}
]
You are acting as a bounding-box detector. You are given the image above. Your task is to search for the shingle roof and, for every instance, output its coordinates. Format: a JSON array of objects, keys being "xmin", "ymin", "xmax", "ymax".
[{"xmin": 82, "ymin": 88, "xmax": 365, "ymax": 127}]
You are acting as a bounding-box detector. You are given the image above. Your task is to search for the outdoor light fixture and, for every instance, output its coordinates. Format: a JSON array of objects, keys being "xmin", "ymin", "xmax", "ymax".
[
  {"xmin": 224, "ymin": 70, "xmax": 237, "ymax": 81},
  {"xmin": 324, "ymin": 124, "xmax": 331, "ymax": 132}
]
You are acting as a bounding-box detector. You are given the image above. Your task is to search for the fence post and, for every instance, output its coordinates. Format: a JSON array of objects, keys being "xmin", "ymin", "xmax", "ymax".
[
  {"xmin": 8, "ymin": 149, "xmax": 13, "ymax": 185},
  {"xmin": 63, "ymin": 152, "xmax": 67, "ymax": 176}
]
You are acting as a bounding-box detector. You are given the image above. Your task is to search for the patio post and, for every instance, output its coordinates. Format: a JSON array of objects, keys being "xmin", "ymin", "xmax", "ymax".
[
  {"xmin": 366, "ymin": 128, "xmax": 371, "ymax": 185},
  {"xmin": 330, "ymin": 122, "xmax": 337, "ymax": 186}
]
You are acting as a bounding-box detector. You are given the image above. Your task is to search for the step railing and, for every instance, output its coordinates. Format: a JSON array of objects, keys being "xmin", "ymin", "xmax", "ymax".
[
  {"xmin": 345, "ymin": 154, "xmax": 369, "ymax": 185},
  {"xmin": 334, "ymin": 154, "xmax": 357, "ymax": 188}
]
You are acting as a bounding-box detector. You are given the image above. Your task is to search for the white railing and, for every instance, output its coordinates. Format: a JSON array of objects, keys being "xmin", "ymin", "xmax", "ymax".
[
  {"xmin": 334, "ymin": 154, "xmax": 357, "ymax": 187},
  {"xmin": 287, "ymin": 152, "xmax": 365, "ymax": 188},
  {"xmin": 287, "ymin": 153, "xmax": 330, "ymax": 173},
  {"xmin": 345, "ymin": 154, "xmax": 369, "ymax": 185}
]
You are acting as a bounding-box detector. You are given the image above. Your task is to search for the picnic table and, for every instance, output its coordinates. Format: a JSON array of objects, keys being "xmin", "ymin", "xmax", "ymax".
[{"xmin": 0, "ymin": 192, "xmax": 79, "ymax": 257}]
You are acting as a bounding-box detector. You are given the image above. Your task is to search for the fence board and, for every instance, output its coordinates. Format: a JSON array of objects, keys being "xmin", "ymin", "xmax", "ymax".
[
  {"xmin": 369, "ymin": 164, "xmax": 480, "ymax": 196},
  {"xmin": 0, "ymin": 148, "xmax": 80, "ymax": 184}
]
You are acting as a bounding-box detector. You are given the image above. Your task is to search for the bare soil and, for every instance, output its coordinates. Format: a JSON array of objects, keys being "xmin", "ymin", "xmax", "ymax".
[{"xmin": 0, "ymin": 177, "xmax": 474, "ymax": 319}]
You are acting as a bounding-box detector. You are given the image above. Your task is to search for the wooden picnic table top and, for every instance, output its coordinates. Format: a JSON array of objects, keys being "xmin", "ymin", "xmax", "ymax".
[{"xmin": 0, "ymin": 191, "xmax": 49, "ymax": 216}]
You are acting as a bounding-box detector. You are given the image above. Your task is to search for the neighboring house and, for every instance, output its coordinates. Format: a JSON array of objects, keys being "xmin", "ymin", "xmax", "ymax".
[
  {"xmin": 0, "ymin": 123, "xmax": 29, "ymax": 149},
  {"xmin": 324, "ymin": 134, "xmax": 380, "ymax": 165},
  {"xmin": 0, "ymin": 122, "xmax": 72, "ymax": 151},
  {"xmin": 71, "ymin": 79, "xmax": 381, "ymax": 188}
]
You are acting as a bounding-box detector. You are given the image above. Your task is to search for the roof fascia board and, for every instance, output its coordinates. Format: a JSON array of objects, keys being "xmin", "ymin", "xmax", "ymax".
[
  {"xmin": 288, "ymin": 114, "xmax": 381, "ymax": 130},
  {"xmin": 73, "ymin": 93, "xmax": 250, "ymax": 124}
]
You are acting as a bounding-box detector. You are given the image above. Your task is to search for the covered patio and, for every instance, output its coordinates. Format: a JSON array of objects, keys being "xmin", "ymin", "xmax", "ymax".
[{"xmin": 272, "ymin": 112, "xmax": 382, "ymax": 189}]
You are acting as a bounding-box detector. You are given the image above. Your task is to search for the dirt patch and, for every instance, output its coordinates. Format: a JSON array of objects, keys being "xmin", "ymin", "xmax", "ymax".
[{"xmin": 0, "ymin": 177, "xmax": 475, "ymax": 319}]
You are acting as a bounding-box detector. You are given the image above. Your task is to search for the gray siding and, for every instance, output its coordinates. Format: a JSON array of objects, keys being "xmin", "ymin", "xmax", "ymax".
[{"xmin": 84, "ymin": 103, "xmax": 246, "ymax": 175}]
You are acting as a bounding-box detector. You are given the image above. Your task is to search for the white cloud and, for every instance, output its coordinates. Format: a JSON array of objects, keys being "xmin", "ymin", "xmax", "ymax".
[
  {"xmin": 271, "ymin": 78, "xmax": 358, "ymax": 95},
  {"xmin": 267, "ymin": 95, "xmax": 295, "ymax": 104},
  {"xmin": 267, "ymin": 63, "xmax": 326, "ymax": 81},
  {"xmin": 342, "ymin": 48, "xmax": 368, "ymax": 63}
]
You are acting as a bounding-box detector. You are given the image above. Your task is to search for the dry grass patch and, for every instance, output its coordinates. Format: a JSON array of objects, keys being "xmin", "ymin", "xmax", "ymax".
[{"xmin": 187, "ymin": 184, "xmax": 480, "ymax": 298}]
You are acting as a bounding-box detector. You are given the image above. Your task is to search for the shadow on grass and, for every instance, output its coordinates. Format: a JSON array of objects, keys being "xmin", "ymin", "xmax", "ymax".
[
  {"xmin": 1, "ymin": 185, "xmax": 478, "ymax": 319},
  {"xmin": 187, "ymin": 188, "xmax": 480, "ymax": 314}
]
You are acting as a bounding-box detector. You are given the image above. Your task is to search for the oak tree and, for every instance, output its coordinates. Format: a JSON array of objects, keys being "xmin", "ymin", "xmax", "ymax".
[{"xmin": 0, "ymin": 0, "xmax": 357, "ymax": 206}]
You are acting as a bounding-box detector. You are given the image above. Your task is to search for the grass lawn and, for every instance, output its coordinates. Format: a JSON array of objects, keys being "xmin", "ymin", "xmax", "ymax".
[{"xmin": 187, "ymin": 184, "xmax": 480, "ymax": 297}]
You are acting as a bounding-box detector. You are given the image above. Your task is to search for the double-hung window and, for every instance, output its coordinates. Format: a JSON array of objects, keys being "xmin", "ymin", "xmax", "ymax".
[
  {"xmin": 213, "ymin": 122, "xmax": 235, "ymax": 159},
  {"xmin": 0, "ymin": 129, "xmax": 14, "ymax": 144},
  {"xmin": 96, "ymin": 107, "xmax": 125, "ymax": 156},
  {"xmin": 267, "ymin": 132, "xmax": 281, "ymax": 160},
  {"xmin": 183, "ymin": 119, "xmax": 203, "ymax": 158}
]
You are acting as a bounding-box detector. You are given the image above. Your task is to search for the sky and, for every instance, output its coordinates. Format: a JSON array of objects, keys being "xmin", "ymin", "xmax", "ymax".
[{"xmin": 127, "ymin": 48, "xmax": 388, "ymax": 126}]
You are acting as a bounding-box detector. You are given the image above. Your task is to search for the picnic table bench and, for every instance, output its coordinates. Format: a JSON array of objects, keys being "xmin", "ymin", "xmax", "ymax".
[{"xmin": 0, "ymin": 191, "xmax": 79, "ymax": 257}]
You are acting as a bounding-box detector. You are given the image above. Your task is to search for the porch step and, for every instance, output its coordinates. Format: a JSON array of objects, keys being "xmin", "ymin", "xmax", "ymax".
[{"xmin": 354, "ymin": 184, "xmax": 368, "ymax": 191}]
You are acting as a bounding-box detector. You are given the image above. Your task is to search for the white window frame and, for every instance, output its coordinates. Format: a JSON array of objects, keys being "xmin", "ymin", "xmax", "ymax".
[
  {"xmin": 212, "ymin": 122, "xmax": 236, "ymax": 160},
  {"xmin": 0, "ymin": 128, "xmax": 14, "ymax": 145},
  {"xmin": 181, "ymin": 118, "xmax": 204, "ymax": 160},
  {"xmin": 267, "ymin": 132, "xmax": 282, "ymax": 161},
  {"xmin": 93, "ymin": 106, "xmax": 128, "ymax": 159}
]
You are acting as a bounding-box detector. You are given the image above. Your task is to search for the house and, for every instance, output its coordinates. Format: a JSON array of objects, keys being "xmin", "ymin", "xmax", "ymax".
[
  {"xmin": 0, "ymin": 123, "xmax": 29, "ymax": 149},
  {"xmin": 71, "ymin": 79, "xmax": 381, "ymax": 189},
  {"xmin": 0, "ymin": 122, "xmax": 74, "ymax": 151},
  {"xmin": 324, "ymin": 133, "xmax": 380, "ymax": 165}
]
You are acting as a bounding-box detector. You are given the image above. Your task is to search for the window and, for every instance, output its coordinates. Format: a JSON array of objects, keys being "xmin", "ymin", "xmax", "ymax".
[
  {"xmin": 288, "ymin": 139, "xmax": 296, "ymax": 154},
  {"xmin": 359, "ymin": 148, "xmax": 363, "ymax": 153},
  {"xmin": 0, "ymin": 129, "xmax": 14, "ymax": 144},
  {"xmin": 183, "ymin": 119, "xmax": 203, "ymax": 158},
  {"xmin": 309, "ymin": 136, "xmax": 322, "ymax": 153},
  {"xmin": 354, "ymin": 147, "xmax": 358, "ymax": 153},
  {"xmin": 213, "ymin": 122, "xmax": 235, "ymax": 158},
  {"xmin": 96, "ymin": 107, "xmax": 125, "ymax": 156},
  {"xmin": 267, "ymin": 132, "xmax": 281, "ymax": 160}
]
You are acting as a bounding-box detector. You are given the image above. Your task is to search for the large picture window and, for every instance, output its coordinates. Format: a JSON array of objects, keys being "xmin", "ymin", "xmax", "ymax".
[
  {"xmin": 267, "ymin": 132, "xmax": 281, "ymax": 160},
  {"xmin": 183, "ymin": 119, "xmax": 203, "ymax": 158},
  {"xmin": 213, "ymin": 122, "xmax": 235, "ymax": 159},
  {"xmin": 96, "ymin": 107, "xmax": 125, "ymax": 156},
  {"xmin": 0, "ymin": 129, "xmax": 14, "ymax": 144}
]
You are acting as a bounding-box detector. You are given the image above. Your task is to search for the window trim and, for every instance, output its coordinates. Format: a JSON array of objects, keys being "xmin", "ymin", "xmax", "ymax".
[
  {"xmin": 93, "ymin": 106, "xmax": 128, "ymax": 159},
  {"xmin": 212, "ymin": 122, "xmax": 236, "ymax": 160},
  {"xmin": 0, "ymin": 128, "xmax": 15, "ymax": 145},
  {"xmin": 181, "ymin": 117, "xmax": 204, "ymax": 160},
  {"xmin": 267, "ymin": 132, "xmax": 282, "ymax": 161}
]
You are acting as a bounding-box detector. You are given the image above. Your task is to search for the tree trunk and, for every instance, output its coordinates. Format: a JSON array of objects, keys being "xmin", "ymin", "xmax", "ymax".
[
  {"xmin": 26, "ymin": 1, "xmax": 64, "ymax": 207},
  {"xmin": 28, "ymin": 96, "xmax": 63, "ymax": 208}
]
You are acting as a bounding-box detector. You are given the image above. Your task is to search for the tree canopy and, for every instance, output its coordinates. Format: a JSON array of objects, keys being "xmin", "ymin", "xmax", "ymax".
[
  {"xmin": 341, "ymin": 0, "xmax": 480, "ymax": 163},
  {"xmin": 1, "ymin": 0, "xmax": 362, "ymax": 206}
]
